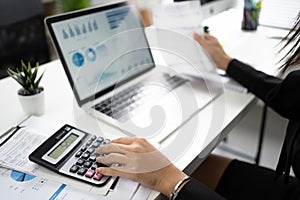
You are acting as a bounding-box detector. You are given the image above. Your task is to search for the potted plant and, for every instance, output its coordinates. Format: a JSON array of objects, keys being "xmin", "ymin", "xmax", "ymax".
[{"xmin": 7, "ymin": 61, "xmax": 45, "ymax": 116}]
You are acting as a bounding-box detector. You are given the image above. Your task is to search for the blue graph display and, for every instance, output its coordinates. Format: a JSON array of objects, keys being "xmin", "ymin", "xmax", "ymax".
[
  {"xmin": 62, "ymin": 20, "xmax": 99, "ymax": 39},
  {"xmin": 10, "ymin": 170, "xmax": 36, "ymax": 182},
  {"xmin": 106, "ymin": 7, "xmax": 130, "ymax": 29},
  {"xmin": 72, "ymin": 52, "xmax": 85, "ymax": 67},
  {"xmin": 85, "ymin": 48, "xmax": 96, "ymax": 62}
]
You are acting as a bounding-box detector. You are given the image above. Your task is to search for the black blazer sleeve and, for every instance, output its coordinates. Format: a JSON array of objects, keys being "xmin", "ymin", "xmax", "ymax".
[
  {"xmin": 176, "ymin": 60, "xmax": 300, "ymax": 198},
  {"xmin": 176, "ymin": 178, "xmax": 225, "ymax": 200},
  {"xmin": 227, "ymin": 60, "xmax": 300, "ymax": 180},
  {"xmin": 227, "ymin": 59, "xmax": 300, "ymax": 121}
]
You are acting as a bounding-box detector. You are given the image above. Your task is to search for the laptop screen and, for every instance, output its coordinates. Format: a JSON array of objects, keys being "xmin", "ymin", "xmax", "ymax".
[{"xmin": 46, "ymin": 2, "xmax": 155, "ymax": 106}]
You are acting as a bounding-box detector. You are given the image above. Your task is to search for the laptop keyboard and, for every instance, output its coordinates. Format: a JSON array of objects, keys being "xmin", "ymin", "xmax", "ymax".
[{"xmin": 93, "ymin": 73, "xmax": 187, "ymax": 120}]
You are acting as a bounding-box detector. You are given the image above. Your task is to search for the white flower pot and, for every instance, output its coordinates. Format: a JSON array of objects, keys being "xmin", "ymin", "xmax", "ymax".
[{"xmin": 18, "ymin": 89, "xmax": 45, "ymax": 116}]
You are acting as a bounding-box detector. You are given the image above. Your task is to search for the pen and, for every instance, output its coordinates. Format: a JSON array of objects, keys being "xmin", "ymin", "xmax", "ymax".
[
  {"xmin": 0, "ymin": 126, "xmax": 16, "ymax": 140},
  {"xmin": 268, "ymin": 36, "xmax": 285, "ymax": 40},
  {"xmin": 0, "ymin": 116, "xmax": 30, "ymax": 143},
  {"xmin": 109, "ymin": 177, "xmax": 119, "ymax": 192},
  {"xmin": 0, "ymin": 126, "xmax": 24, "ymax": 147}
]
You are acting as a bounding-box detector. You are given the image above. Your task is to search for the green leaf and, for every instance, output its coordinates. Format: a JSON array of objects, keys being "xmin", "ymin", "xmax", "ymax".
[
  {"xmin": 8, "ymin": 61, "xmax": 43, "ymax": 92},
  {"xmin": 19, "ymin": 72, "xmax": 27, "ymax": 84},
  {"xmin": 27, "ymin": 62, "xmax": 32, "ymax": 78},
  {"xmin": 7, "ymin": 68, "xmax": 18, "ymax": 77},
  {"xmin": 34, "ymin": 71, "xmax": 44, "ymax": 89},
  {"xmin": 28, "ymin": 84, "xmax": 35, "ymax": 94},
  {"xmin": 32, "ymin": 65, "xmax": 38, "ymax": 82},
  {"xmin": 16, "ymin": 67, "xmax": 20, "ymax": 74},
  {"xmin": 25, "ymin": 76, "xmax": 33, "ymax": 90},
  {"xmin": 7, "ymin": 68, "xmax": 25, "ymax": 88},
  {"xmin": 11, "ymin": 74, "xmax": 26, "ymax": 88},
  {"xmin": 22, "ymin": 62, "xmax": 30, "ymax": 78}
]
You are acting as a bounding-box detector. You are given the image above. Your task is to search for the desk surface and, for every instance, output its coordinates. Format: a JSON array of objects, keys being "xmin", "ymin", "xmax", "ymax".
[
  {"xmin": 0, "ymin": 5, "xmax": 285, "ymax": 200},
  {"xmin": 0, "ymin": 59, "xmax": 256, "ymax": 199}
]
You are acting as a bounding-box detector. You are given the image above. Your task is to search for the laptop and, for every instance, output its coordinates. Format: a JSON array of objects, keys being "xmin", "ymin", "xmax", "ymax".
[{"xmin": 45, "ymin": 1, "xmax": 222, "ymax": 143}]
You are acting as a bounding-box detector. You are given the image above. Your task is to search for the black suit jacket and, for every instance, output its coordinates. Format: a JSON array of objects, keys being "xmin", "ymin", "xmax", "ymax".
[{"xmin": 176, "ymin": 59, "xmax": 300, "ymax": 199}]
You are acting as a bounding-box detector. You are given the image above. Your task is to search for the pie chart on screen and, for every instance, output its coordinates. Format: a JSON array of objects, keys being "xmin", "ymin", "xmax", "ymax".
[
  {"xmin": 85, "ymin": 48, "xmax": 96, "ymax": 62},
  {"xmin": 72, "ymin": 52, "xmax": 85, "ymax": 67},
  {"xmin": 10, "ymin": 170, "xmax": 36, "ymax": 182}
]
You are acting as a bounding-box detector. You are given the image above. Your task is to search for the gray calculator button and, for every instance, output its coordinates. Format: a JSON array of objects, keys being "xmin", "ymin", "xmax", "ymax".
[
  {"xmin": 91, "ymin": 163, "xmax": 98, "ymax": 170},
  {"xmin": 77, "ymin": 167, "xmax": 87, "ymax": 176},
  {"xmin": 76, "ymin": 158, "xmax": 85, "ymax": 166},
  {"xmin": 83, "ymin": 161, "xmax": 93, "ymax": 168},
  {"xmin": 96, "ymin": 137, "xmax": 104, "ymax": 143},
  {"xmin": 85, "ymin": 141, "xmax": 92, "ymax": 146},
  {"xmin": 80, "ymin": 146, "xmax": 87, "ymax": 151},
  {"xmin": 81, "ymin": 153, "xmax": 90, "ymax": 159},
  {"xmin": 92, "ymin": 142, "xmax": 100, "ymax": 148},
  {"xmin": 69, "ymin": 165, "xmax": 79, "ymax": 173},
  {"xmin": 87, "ymin": 148, "xmax": 95, "ymax": 154},
  {"xmin": 89, "ymin": 155, "xmax": 96, "ymax": 162},
  {"xmin": 75, "ymin": 151, "xmax": 83, "ymax": 158}
]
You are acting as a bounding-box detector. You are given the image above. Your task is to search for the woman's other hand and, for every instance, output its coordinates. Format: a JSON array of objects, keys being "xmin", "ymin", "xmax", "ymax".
[
  {"xmin": 95, "ymin": 137, "xmax": 187, "ymax": 197},
  {"xmin": 194, "ymin": 33, "xmax": 232, "ymax": 71}
]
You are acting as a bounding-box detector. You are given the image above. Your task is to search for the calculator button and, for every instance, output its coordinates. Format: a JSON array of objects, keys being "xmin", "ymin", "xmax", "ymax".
[
  {"xmin": 81, "ymin": 153, "xmax": 90, "ymax": 159},
  {"xmin": 91, "ymin": 135, "xmax": 97, "ymax": 140},
  {"xmin": 77, "ymin": 167, "xmax": 88, "ymax": 176},
  {"xmin": 83, "ymin": 161, "xmax": 93, "ymax": 168},
  {"xmin": 103, "ymin": 139, "xmax": 110, "ymax": 145},
  {"xmin": 89, "ymin": 155, "xmax": 96, "ymax": 162},
  {"xmin": 76, "ymin": 158, "xmax": 85, "ymax": 166},
  {"xmin": 93, "ymin": 173, "xmax": 103, "ymax": 181},
  {"xmin": 96, "ymin": 137, "xmax": 104, "ymax": 143},
  {"xmin": 92, "ymin": 142, "xmax": 100, "ymax": 148},
  {"xmin": 91, "ymin": 163, "xmax": 98, "ymax": 170},
  {"xmin": 75, "ymin": 151, "xmax": 83, "ymax": 158},
  {"xmin": 85, "ymin": 140, "xmax": 92, "ymax": 146},
  {"xmin": 80, "ymin": 146, "xmax": 87, "ymax": 152},
  {"xmin": 87, "ymin": 148, "xmax": 95, "ymax": 154},
  {"xmin": 69, "ymin": 165, "xmax": 79, "ymax": 173},
  {"xmin": 85, "ymin": 170, "xmax": 95, "ymax": 178}
]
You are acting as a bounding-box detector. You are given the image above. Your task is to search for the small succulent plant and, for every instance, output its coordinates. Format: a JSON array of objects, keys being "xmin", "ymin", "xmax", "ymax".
[{"xmin": 7, "ymin": 61, "xmax": 44, "ymax": 96}]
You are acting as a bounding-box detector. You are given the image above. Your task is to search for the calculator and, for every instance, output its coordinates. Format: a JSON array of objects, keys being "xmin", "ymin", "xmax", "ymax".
[{"xmin": 29, "ymin": 124, "xmax": 112, "ymax": 186}]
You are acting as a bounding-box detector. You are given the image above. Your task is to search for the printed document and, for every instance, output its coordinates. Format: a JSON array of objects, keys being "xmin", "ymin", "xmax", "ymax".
[{"xmin": 0, "ymin": 116, "xmax": 141, "ymax": 197}]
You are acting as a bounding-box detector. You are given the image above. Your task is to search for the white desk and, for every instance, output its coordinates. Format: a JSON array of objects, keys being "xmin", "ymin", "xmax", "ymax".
[
  {"xmin": 0, "ymin": 6, "xmax": 285, "ymax": 200},
  {"xmin": 0, "ymin": 60, "xmax": 256, "ymax": 199}
]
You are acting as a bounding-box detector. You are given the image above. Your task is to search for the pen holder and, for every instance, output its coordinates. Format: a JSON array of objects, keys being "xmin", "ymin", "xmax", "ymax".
[
  {"xmin": 241, "ymin": 0, "xmax": 261, "ymax": 31},
  {"xmin": 242, "ymin": 7, "xmax": 260, "ymax": 31}
]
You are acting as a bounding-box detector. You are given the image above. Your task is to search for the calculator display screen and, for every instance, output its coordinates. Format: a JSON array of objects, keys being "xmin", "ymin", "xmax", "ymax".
[{"xmin": 48, "ymin": 133, "xmax": 79, "ymax": 159}]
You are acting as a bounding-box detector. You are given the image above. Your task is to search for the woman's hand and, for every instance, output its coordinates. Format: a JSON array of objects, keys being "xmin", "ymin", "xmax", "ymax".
[
  {"xmin": 95, "ymin": 137, "xmax": 187, "ymax": 197},
  {"xmin": 194, "ymin": 33, "xmax": 232, "ymax": 71}
]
